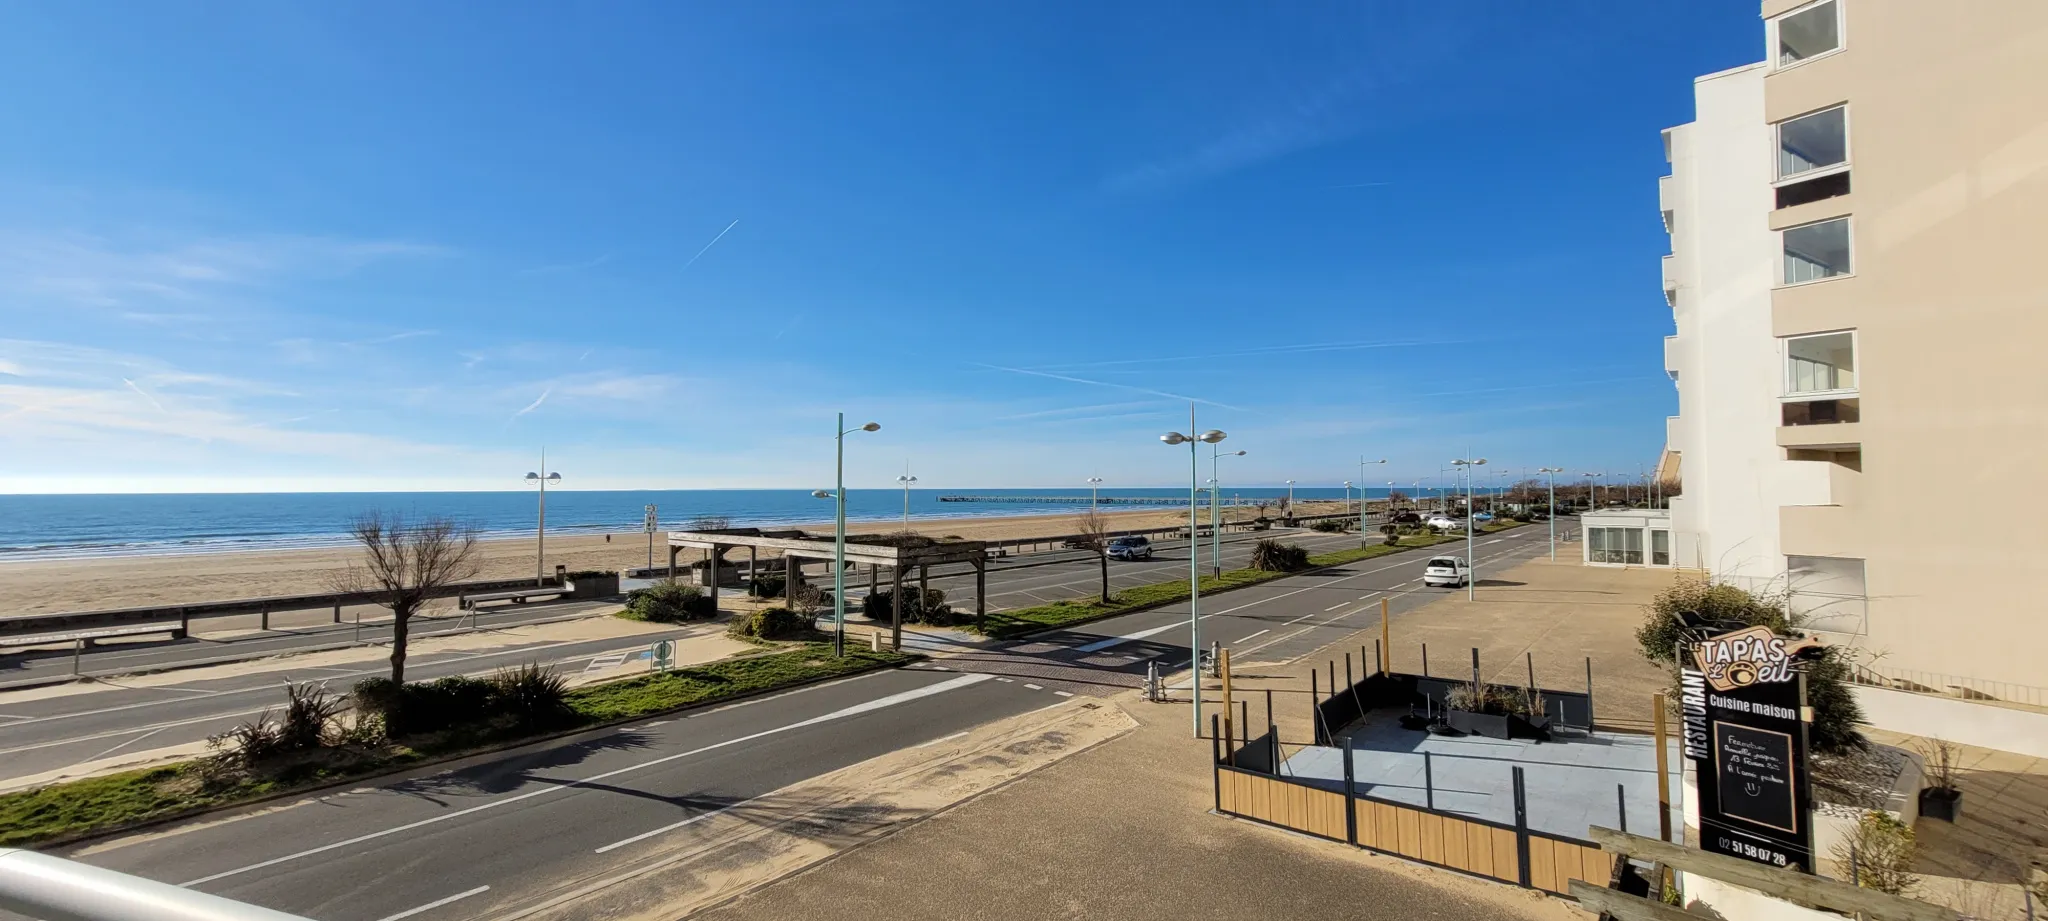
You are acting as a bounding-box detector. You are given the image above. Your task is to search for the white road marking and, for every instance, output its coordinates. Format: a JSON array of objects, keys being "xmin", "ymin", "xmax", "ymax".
[
  {"xmin": 1053, "ymin": 690, "xmax": 1074, "ymax": 697},
  {"xmin": 1074, "ymin": 621, "xmax": 1179, "ymax": 652},
  {"xmin": 993, "ymin": 677, "xmax": 1013, "ymax": 682},
  {"xmin": 1023, "ymin": 683, "xmax": 1044, "ymax": 690},
  {"xmin": 0, "ymin": 706, "xmax": 278, "ymax": 757},
  {"xmin": 72, "ymin": 725, "xmax": 169, "ymax": 766},
  {"xmin": 912, "ymin": 730, "xmax": 972, "ymax": 749},
  {"xmin": 1233, "ymin": 629, "xmax": 1270, "ymax": 644},
  {"xmin": 594, "ymin": 794, "xmax": 769, "ymax": 853},
  {"xmin": 376, "ymin": 885, "xmax": 490, "ymax": 921},
  {"xmin": 182, "ymin": 673, "xmax": 994, "ymax": 886},
  {"xmin": 1323, "ymin": 602, "xmax": 1346, "ymax": 612}
]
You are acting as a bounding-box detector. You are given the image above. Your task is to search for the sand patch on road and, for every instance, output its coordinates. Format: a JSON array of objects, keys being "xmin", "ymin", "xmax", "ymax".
[{"xmin": 492, "ymin": 699, "xmax": 1138, "ymax": 921}]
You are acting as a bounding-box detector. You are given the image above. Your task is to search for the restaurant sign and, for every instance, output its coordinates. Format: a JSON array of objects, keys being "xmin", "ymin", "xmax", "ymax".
[{"xmin": 1680, "ymin": 625, "xmax": 1818, "ymax": 871}]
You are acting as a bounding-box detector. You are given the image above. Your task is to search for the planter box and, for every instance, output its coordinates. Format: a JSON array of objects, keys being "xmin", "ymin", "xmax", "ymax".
[
  {"xmin": 1446, "ymin": 709, "xmax": 1510, "ymax": 740},
  {"xmin": 1919, "ymin": 787, "xmax": 1962, "ymax": 823}
]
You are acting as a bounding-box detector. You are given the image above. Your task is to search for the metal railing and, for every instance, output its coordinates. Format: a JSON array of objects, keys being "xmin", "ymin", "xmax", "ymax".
[
  {"xmin": 0, "ymin": 848, "xmax": 313, "ymax": 921},
  {"xmin": 1847, "ymin": 661, "xmax": 2048, "ymax": 710}
]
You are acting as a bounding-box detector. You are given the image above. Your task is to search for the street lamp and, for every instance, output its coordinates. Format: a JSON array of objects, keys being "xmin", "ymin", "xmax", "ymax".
[
  {"xmin": 1583, "ymin": 472, "xmax": 1604, "ymax": 510},
  {"xmin": 813, "ymin": 414, "xmax": 881, "ymax": 657},
  {"xmin": 1211, "ymin": 447, "xmax": 1246, "ymax": 577},
  {"xmin": 1452, "ymin": 456, "xmax": 1487, "ymax": 600},
  {"xmin": 1087, "ymin": 476, "xmax": 1104, "ymax": 515},
  {"xmin": 1161, "ymin": 419, "xmax": 1226, "ymax": 738},
  {"xmin": 1284, "ymin": 480, "xmax": 1296, "ymax": 518},
  {"xmin": 523, "ymin": 453, "xmax": 562, "ymax": 587},
  {"xmin": 895, "ymin": 464, "xmax": 917, "ymax": 533},
  {"xmin": 1358, "ymin": 457, "xmax": 1386, "ymax": 547},
  {"xmin": 1538, "ymin": 467, "xmax": 1564, "ymax": 561}
]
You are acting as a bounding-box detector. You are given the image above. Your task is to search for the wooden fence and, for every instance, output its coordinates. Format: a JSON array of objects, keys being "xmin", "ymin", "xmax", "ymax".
[{"xmin": 1212, "ymin": 726, "xmax": 1612, "ymax": 900}]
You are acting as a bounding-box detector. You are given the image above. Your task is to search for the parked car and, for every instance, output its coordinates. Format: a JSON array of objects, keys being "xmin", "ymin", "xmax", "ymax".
[
  {"xmin": 1422, "ymin": 556, "xmax": 1471, "ymax": 588},
  {"xmin": 1424, "ymin": 515, "xmax": 1460, "ymax": 531},
  {"xmin": 1106, "ymin": 536, "xmax": 1154, "ymax": 561},
  {"xmin": 1061, "ymin": 537, "xmax": 1091, "ymax": 550},
  {"xmin": 1390, "ymin": 510, "xmax": 1422, "ymax": 525},
  {"xmin": 1471, "ymin": 511, "xmax": 1495, "ymax": 523}
]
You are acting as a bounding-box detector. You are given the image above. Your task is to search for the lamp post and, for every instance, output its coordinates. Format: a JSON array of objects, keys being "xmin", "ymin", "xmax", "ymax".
[
  {"xmin": 895, "ymin": 465, "xmax": 917, "ymax": 533},
  {"xmin": 1452, "ymin": 455, "xmax": 1486, "ymax": 600},
  {"xmin": 1538, "ymin": 467, "xmax": 1564, "ymax": 560},
  {"xmin": 1161, "ymin": 415, "xmax": 1227, "ymax": 737},
  {"xmin": 1584, "ymin": 472, "xmax": 1604, "ymax": 511},
  {"xmin": 1086, "ymin": 476, "xmax": 1104, "ymax": 515},
  {"xmin": 1284, "ymin": 479, "xmax": 1296, "ymax": 517},
  {"xmin": 523, "ymin": 453, "xmax": 561, "ymax": 587},
  {"xmin": 1211, "ymin": 447, "xmax": 1245, "ymax": 576},
  {"xmin": 1357, "ymin": 457, "xmax": 1386, "ymax": 547},
  {"xmin": 812, "ymin": 414, "xmax": 881, "ymax": 657}
]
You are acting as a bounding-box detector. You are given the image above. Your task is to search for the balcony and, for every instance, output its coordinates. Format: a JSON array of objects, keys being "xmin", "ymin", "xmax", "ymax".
[
  {"xmin": 1778, "ymin": 419, "xmax": 1861, "ymax": 450},
  {"xmin": 1776, "ymin": 457, "xmax": 1859, "ymax": 507},
  {"xmin": 1662, "ymin": 255, "xmax": 1680, "ymax": 306},
  {"xmin": 1663, "ymin": 335, "xmax": 1682, "ymax": 376},
  {"xmin": 1659, "ymin": 174, "xmax": 1677, "ymax": 231},
  {"xmin": 1781, "ymin": 504, "xmax": 1860, "ymax": 558}
]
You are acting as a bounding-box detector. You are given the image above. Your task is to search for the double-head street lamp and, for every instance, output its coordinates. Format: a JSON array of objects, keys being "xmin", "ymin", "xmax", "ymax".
[
  {"xmin": 812, "ymin": 414, "xmax": 880, "ymax": 657},
  {"xmin": 524, "ymin": 453, "xmax": 562, "ymax": 587},
  {"xmin": 1087, "ymin": 476, "xmax": 1104, "ymax": 514},
  {"xmin": 1211, "ymin": 448, "xmax": 1246, "ymax": 576},
  {"xmin": 1583, "ymin": 472, "xmax": 1604, "ymax": 510},
  {"xmin": 1538, "ymin": 467, "xmax": 1565, "ymax": 560},
  {"xmin": 1358, "ymin": 458, "xmax": 1386, "ymax": 547},
  {"xmin": 1452, "ymin": 456, "xmax": 1486, "ymax": 600},
  {"xmin": 895, "ymin": 466, "xmax": 917, "ymax": 532},
  {"xmin": 1161, "ymin": 420, "xmax": 1226, "ymax": 737}
]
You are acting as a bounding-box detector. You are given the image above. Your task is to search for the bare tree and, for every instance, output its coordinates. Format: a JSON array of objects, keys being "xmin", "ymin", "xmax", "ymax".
[
  {"xmin": 1075, "ymin": 508, "xmax": 1113, "ymax": 605},
  {"xmin": 332, "ymin": 513, "xmax": 481, "ymax": 686}
]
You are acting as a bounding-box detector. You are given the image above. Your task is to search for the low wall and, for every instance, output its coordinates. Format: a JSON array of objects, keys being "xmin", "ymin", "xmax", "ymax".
[
  {"xmin": 1853, "ymin": 684, "xmax": 2048, "ymax": 759},
  {"xmin": 1681, "ymin": 874, "xmax": 1839, "ymax": 921}
]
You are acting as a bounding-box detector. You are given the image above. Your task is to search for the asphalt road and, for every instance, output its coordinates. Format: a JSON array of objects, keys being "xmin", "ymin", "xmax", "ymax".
[{"xmin": 59, "ymin": 667, "xmax": 1052, "ymax": 921}]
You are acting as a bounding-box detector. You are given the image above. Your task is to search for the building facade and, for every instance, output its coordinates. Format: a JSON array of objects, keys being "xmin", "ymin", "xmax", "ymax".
[{"xmin": 1661, "ymin": 0, "xmax": 2048, "ymax": 698}]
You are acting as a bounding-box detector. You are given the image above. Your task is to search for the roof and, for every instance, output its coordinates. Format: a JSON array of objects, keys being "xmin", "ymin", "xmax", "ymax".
[{"xmin": 1582, "ymin": 509, "xmax": 1673, "ymax": 524}]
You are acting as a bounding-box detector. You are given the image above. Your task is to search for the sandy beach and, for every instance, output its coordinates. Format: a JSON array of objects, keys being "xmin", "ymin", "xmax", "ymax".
[{"xmin": 0, "ymin": 501, "xmax": 1355, "ymax": 616}]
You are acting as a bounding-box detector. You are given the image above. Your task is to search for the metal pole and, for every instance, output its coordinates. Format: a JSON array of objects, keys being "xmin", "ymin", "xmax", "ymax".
[
  {"xmin": 1617, "ymin": 783, "xmax": 1629, "ymax": 835},
  {"xmin": 834, "ymin": 413, "xmax": 847, "ymax": 657},
  {"xmin": 536, "ymin": 447, "xmax": 547, "ymax": 587},
  {"xmin": 1188, "ymin": 404, "xmax": 1203, "ymax": 737},
  {"xmin": 1424, "ymin": 750, "xmax": 1435, "ymax": 810},
  {"xmin": 1465, "ymin": 454, "xmax": 1477, "ymax": 600},
  {"xmin": 1209, "ymin": 446, "xmax": 1221, "ymax": 578},
  {"xmin": 1547, "ymin": 471, "xmax": 1557, "ymax": 560}
]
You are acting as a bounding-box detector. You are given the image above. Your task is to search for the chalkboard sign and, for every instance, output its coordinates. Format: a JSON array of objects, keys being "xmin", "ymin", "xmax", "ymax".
[{"xmin": 1681, "ymin": 625, "xmax": 1816, "ymax": 871}]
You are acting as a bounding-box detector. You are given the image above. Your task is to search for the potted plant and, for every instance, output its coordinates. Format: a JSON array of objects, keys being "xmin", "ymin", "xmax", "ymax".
[
  {"xmin": 1444, "ymin": 682, "xmax": 1512, "ymax": 739},
  {"xmin": 1917, "ymin": 737, "xmax": 1963, "ymax": 822}
]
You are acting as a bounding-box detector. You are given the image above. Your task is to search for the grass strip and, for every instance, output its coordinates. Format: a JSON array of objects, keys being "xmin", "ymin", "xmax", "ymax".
[
  {"xmin": 973, "ymin": 524, "xmax": 1535, "ymax": 640},
  {"xmin": 0, "ymin": 644, "xmax": 911, "ymax": 848}
]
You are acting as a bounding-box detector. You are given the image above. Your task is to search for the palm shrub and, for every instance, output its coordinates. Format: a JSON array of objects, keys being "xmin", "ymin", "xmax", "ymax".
[
  {"xmin": 208, "ymin": 680, "xmax": 343, "ymax": 767},
  {"xmin": 1249, "ymin": 539, "xmax": 1310, "ymax": 572},
  {"xmin": 1831, "ymin": 811, "xmax": 1918, "ymax": 895},
  {"xmin": 1309, "ymin": 519, "xmax": 1349, "ymax": 534},
  {"xmin": 1636, "ymin": 577, "xmax": 1866, "ymax": 752},
  {"xmin": 623, "ymin": 580, "xmax": 718, "ymax": 623},
  {"xmin": 488, "ymin": 663, "xmax": 571, "ymax": 730},
  {"xmin": 1379, "ymin": 523, "xmax": 1400, "ymax": 546}
]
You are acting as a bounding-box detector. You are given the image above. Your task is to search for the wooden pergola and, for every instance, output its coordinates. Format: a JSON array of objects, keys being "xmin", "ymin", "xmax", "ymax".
[{"xmin": 665, "ymin": 528, "xmax": 990, "ymax": 650}]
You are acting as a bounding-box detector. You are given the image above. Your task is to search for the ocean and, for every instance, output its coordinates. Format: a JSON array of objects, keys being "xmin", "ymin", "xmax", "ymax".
[{"xmin": 0, "ymin": 486, "xmax": 1413, "ymax": 562}]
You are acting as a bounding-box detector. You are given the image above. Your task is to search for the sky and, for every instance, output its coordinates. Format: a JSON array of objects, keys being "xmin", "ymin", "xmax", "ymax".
[{"xmin": 0, "ymin": 2, "xmax": 1763, "ymax": 494}]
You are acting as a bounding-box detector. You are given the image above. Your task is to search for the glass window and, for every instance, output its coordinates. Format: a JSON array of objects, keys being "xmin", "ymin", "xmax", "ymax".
[
  {"xmin": 1651, "ymin": 530, "xmax": 1670, "ymax": 566},
  {"xmin": 1783, "ymin": 218, "xmax": 1851, "ymax": 284},
  {"xmin": 1588, "ymin": 528, "xmax": 1608, "ymax": 563},
  {"xmin": 1785, "ymin": 332, "xmax": 1856, "ymax": 395},
  {"xmin": 1623, "ymin": 528, "xmax": 1644, "ymax": 565},
  {"xmin": 1776, "ymin": 1, "xmax": 1841, "ymax": 66},
  {"xmin": 1777, "ymin": 106, "xmax": 1847, "ymax": 180}
]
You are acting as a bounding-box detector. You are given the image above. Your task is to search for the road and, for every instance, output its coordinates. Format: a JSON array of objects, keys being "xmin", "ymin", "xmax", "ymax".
[{"xmin": 13, "ymin": 521, "xmax": 1572, "ymax": 921}]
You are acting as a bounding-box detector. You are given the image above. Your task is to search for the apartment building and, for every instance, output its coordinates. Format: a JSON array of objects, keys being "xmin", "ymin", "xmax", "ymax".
[{"xmin": 1661, "ymin": 0, "xmax": 2048, "ymax": 699}]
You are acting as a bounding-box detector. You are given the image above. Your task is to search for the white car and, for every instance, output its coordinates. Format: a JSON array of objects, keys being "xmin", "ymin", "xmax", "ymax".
[
  {"xmin": 1424, "ymin": 515, "xmax": 1461, "ymax": 531},
  {"xmin": 1422, "ymin": 556, "xmax": 1471, "ymax": 588}
]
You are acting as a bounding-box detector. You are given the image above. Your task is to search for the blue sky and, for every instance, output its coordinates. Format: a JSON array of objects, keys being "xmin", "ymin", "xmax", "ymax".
[{"xmin": 0, "ymin": 2, "xmax": 1760, "ymax": 493}]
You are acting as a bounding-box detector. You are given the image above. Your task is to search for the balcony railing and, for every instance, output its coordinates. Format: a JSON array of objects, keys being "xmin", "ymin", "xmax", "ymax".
[{"xmin": 1781, "ymin": 398, "xmax": 1858, "ymax": 426}]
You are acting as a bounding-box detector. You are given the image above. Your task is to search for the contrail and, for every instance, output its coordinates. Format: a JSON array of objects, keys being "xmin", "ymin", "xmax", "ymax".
[
  {"xmin": 514, "ymin": 387, "xmax": 552, "ymax": 418},
  {"xmin": 973, "ymin": 363, "xmax": 1243, "ymax": 412},
  {"xmin": 122, "ymin": 378, "xmax": 167, "ymax": 413},
  {"xmin": 682, "ymin": 220, "xmax": 740, "ymax": 269}
]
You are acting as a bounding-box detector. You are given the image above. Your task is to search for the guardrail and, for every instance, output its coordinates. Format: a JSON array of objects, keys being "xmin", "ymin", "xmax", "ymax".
[{"xmin": 0, "ymin": 575, "xmax": 567, "ymax": 646}]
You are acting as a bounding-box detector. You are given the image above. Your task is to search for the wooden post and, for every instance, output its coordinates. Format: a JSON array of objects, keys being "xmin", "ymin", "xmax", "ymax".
[
  {"xmin": 1310, "ymin": 670, "xmax": 1320, "ymax": 744},
  {"xmin": 332, "ymin": 603, "xmax": 342, "ymax": 624},
  {"xmin": 705, "ymin": 547, "xmax": 719, "ymax": 604},
  {"xmin": 785, "ymin": 556, "xmax": 798, "ymax": 603},
  {"xmin": 749, "ymin": 547, "xmax": 758, "ymax": 592},
  {"xmin": 1343, "ymin": 735, "xmax": 1359, "ymax": 845},
  {"xmin": 869, "ymin": 563, "xmax": 878, "ymax": 597},
  {"xmin": 918, "ymin": 563, "xmax": 929, "ymax": 617},
  {"xmin": 1587, "ymin": 656, "xmax": 1597, "ymax": 730},
  {"xmin": 1512, "ymin": 766, "xmax": 1531, "ymax": 887},
  {"xmin": 1424, "ymin": 750, "xmax": 1435, "ymax": 810},
  {"xmin": 1220, "ymin": 647, "xmax": 1235, "ymax": 764},
  {"xmin": 668, "ymin": 544, "xmax": 678, "ymax": 580},
  {"xmin": 890, "ymin": 565, "xmax": 905, "ymax": 651},
  {"xmin": 1617, "ymin": 783, "xmax": 1629, "ymax": 835},
  {"xmin": 1421, "ymin": 642, "xmax": 1429, "ymax": 677},
  {"xmin": 1470, "ymin": 647, "xmax": 1481, "ymax": 689},
  {"xmin": 260, "ymin": 606, "xmax": 270, "ymax": 631},
  {"xmin": 1652, "ymin": 692, "xmax": 1673, "ymax": 843},
  {"xmin": 1527, "ymin": 651, "xmax": 1537, "ymax": 697},
  {"xmin": 1380, "ymin": 597, "xmax": 1391, "ymax": 676}
]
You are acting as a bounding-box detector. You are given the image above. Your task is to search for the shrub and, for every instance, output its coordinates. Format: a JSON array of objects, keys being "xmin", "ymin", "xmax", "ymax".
[
  {"xmin": 623, "ymin": 580, "xmax": 718, "ymax": 623},
  {"xmin": 728, "ymin": 606, "xmax": 814, "ymax": 640},
  {"xmin": 489, "ymin": 663, "xmax": 571, "ymax": 730},
  {"xmin": 1831, "ymin": 810, "xmax": 1917, "ymax": 895},
  {"xmin": 1378, "ymin": 524, "xmax": 1400, "ymax": 546},
  {"xmin": 208, "ymin": 681, "xmax": 343, "ymax": 767},
  {"xmin": 1249, "ymin": 539, "xmax": 1310, "ymax": 572},
  {"xmin": 562, "ymin": 569, "xmax": 611, "ymax": 580},
  {"xmin": 1309, "ymin": 519, "xmax": 1349, "ymax": 534},
  {"xmin": 748, "ymin": 575, "xmax": 785, "ymax": 598},
  {"xmin": 863, "ymin": 586, "xmax": 953, "ymax": 624}
]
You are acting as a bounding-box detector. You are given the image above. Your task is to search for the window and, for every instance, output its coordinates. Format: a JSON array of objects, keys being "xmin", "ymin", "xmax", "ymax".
[
  {"xmin": 1588, "ymin": 527, "xmax": 1644, "ymax": 565},
  {"xmin": 1787, "ymin": 555, "xmax": 1866, "ymax": 634},
  {"xmin": 1623, "ymin": 527, "xmax": 1644, "ymax": 565},
  {"xmin": 1783, "ymin": 218, "xmax": 1851, "ymax": 284},
  {"xmin": 1777, "ymin": 106, "xmax": 1847, "ymax": 181},
  {"xmin": 1784, "ymin": 331, "xmax": 1856, "ymax": 397},
  {"xmin": 1774, "ymin": 1, "xmax": 1841, "ymax": 67},
  {"xmin": 1651, "ymin": 530, "xmax": 1670, "ymax": 566},
  {"xmin": 1588, "ymin": 527, "xmax": 1608, "ymax": 563}
]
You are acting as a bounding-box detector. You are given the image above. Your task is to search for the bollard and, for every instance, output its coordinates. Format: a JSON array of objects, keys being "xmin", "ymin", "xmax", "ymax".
[
  {"xmin": 73, "ymin": 638, "xmax": 84, "ymax": 676},
  {"xmin": 870, "ymin": 630, "xmax": 881, "ymax": 652},
  {"xmin": 332, "ymin": 603, "xmax": 342, "ymax": 624}
]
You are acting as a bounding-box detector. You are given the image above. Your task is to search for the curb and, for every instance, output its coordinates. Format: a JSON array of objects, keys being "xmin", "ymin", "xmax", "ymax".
[{"xmin": 24, "ymin": 650, "xmax": 922, "ymax": 852}]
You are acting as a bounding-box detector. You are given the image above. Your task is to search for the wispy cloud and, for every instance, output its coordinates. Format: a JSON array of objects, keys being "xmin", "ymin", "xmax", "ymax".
[
  {"xmin": 1029, "ymin": 338, "xmax": 1461, "ymax": 371},
  {"xmin": 347, "ymin": 329, "xmax": 436, "ymax": 346},
  {"xmin": 121, "ymin": 378, "xmax": 167, "ymax": 413},
  {"xmin": 973, "ymin": 363, "xmax": 1242, "ymax": 412},
  {"xmin": 1413, "ymin": 376, "xmax": 1666, "ymax": 398},
  {"xmin": 681, "ymin": 220, "xmax": 740, "ymax": 270},
  {"xmin": 994, "ymin": 400, "xmax": 1164, "ymax": 422},
  {"xmin": 0, "ymin": 232, "xmax": 450, "ymax": 310},
  {"xmin": 1103, "ymin": 70, "xmax": 1382, "ymax": 194},
  {"xmin": 512, "ymin": 387, "xmax": 552, "ymax": 418}
]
